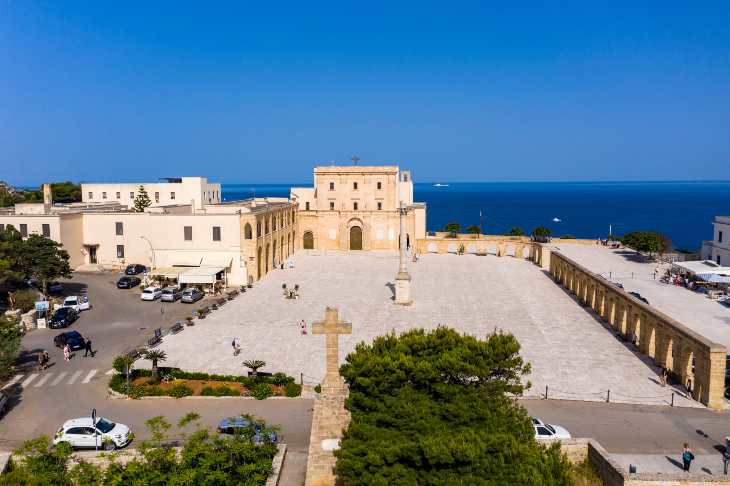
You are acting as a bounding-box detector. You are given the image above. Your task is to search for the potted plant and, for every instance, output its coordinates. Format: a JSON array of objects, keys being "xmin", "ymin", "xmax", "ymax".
[
  {"xmin": 185, "ymin": 316, "xmax": 194, "ymax": 326},
  {"xmin": 458, "ymin": 244, "xmax": 465, "ymax": 255},
  {"xmin": 196, "ymin": 308, "xmax": 206, "ymax": 319}
]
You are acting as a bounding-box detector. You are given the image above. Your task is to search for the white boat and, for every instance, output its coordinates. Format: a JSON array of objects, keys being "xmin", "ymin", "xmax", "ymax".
[
  {"xmin": 552, "ymin": 217, "xmax": 562, "ymax": 223},
  {"xmin": 433, "ymin": 183, "xmax": 449, "ymax": 187}
]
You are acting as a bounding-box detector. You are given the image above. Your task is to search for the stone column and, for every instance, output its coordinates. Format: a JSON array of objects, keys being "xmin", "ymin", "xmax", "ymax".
[{"xmin": 394, "ymin": 203, "xmax": 412, "ymax": 305}]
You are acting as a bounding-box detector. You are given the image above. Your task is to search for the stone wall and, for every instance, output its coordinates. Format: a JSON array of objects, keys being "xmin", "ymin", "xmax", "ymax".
[
  {"xmin": 549, "ymin": 251, "xmax": 726, "ymax": 409},
  {"xmin": 415, "ymin": 235, "xmax": 532, "ymax": 257}
]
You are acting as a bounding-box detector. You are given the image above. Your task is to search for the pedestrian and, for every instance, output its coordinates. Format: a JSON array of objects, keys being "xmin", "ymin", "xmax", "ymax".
[
  {"xmin": 84, "ymin": 338, "xmax": 93, "ymax": 357},
  {"xmin": 660, "ymin": 367, "xmax": 668, "ymax": 387},
  {"xmin": 681, "ymin": 443, "xmax": 694, "ymax": 471},
  {"xmin": 63, "ymin": 344, "xmax": 70, "ymax": 362},
  {"xmin": 300, "ymin": 319, "xmax": 307, "ymax": 335},
  {"xmin": 232, "ymin": 337, "xmax": 241, "ymax": 356},
  {"xmin": 231, "ymin": 338, "xmax": 236, "ymax": 356},
  {"xmin": 37, "ymin": 351, "xmax": 44, "ymax": 372}
]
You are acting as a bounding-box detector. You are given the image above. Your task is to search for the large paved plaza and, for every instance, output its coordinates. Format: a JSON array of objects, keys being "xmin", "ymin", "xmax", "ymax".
[
  {"xmin": 557, "ymin": 244, "xmax": 730, "ymax": 350},
  {"xmin": 154, "ymin": 251, "xmax": 695, "ymax": 407}
]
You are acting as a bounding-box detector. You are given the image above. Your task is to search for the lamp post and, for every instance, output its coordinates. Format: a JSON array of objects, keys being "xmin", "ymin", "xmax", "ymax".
[{"xmin": 139, "ymin": 236, "xmax": 155, "ymax": 269}]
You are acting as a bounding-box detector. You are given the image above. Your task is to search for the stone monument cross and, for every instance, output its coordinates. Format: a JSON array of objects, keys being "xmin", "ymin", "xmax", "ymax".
[{"xmin": 312, "ymin": 307, "xmax": 352, "ymax": 384}]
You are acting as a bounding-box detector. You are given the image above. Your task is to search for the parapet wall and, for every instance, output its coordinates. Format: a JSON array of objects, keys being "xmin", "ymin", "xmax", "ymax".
[
  {"xmin": 549, "ymin": 251, "xmax": 726, "ymax": 409},
  {"xmin": 415, "ymin": 235, "xmax": 533, "ymax": 257}
]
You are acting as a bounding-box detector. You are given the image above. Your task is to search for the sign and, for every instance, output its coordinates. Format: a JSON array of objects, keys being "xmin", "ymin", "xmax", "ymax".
[{"xmin": 35, "ymin": 301, "xmax": 49, "ymax": 311}]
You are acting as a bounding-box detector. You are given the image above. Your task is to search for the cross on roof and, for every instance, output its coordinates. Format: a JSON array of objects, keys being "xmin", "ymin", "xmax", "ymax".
[
  {"xmin": 350, "ymin": 155, "xmax": 360, "ymax": 165},
  {"xmin": 312, "ymin": 307, "xmax": 352, "ymax": 377}
]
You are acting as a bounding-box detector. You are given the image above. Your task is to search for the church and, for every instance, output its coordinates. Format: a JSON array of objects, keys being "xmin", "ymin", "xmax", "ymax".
[{"xmin": 291, "ymin": 165, "xmax": 427, "ymax": 251}]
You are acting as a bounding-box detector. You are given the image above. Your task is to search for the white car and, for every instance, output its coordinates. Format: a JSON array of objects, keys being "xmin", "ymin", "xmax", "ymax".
[
  {"xmin": 53, "ymin": 417, "xmax": 132, "ymax": 450},
  {"xmin": 533, "ymin": 418, "xmax": 571, "ymax": 440},
  {"xmin": 63, "ymin": 295, "xmax": 91, "ymax": 312},
  {"xmin": 140, "ymin": 286, "xmax": 162, "ymax": 301}
]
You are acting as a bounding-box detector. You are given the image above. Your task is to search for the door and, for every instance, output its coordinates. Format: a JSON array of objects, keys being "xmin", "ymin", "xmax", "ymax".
[
  {"xmin": 303, "ymin": 231, "xmax": 314, "ymax": 250},
  {"xmin": 349, "ymin": 226, "xmax": 362, "ymax": 250},
  {"xmin": 89, "ymin": 247, "xmax": 97, "ymax": 264}
]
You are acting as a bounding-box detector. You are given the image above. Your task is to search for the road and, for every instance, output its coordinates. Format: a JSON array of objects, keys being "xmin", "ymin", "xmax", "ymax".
[{"xmin": 0, "ymin": 272, "xmax": 314, "ymax": 483}]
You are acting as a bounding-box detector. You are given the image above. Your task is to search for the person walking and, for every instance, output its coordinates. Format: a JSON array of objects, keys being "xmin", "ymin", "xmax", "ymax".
[
  {"xmin": 660, "ymin": 367, "xmax": 668, "ymax": 387},
  {"xmin": 63, "ymin": 344, "xmax": 71, "ymax": 362},
  {"xmin": 37, "ymin": 351, "xmax": 44, "ymax": 372},
  {"xmin": 84, "ymin": 338, "xmax": 93, "ymax": 357},
  {"xmin": 300, "ymin": 319, "xmax": 307, "ymax": 335},
  {"xmin": 682, "ymin": 443, "xmax": 694, "ymax": 471}
]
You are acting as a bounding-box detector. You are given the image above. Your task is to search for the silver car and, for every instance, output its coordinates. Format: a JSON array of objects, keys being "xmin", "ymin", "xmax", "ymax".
[
  {"xmin": 181, "ymin": 288, "xmax": 204, "ymax": 303},
  {"xmin": 160, "ymin": 287, "xmax": 182, "ymax": 302}
]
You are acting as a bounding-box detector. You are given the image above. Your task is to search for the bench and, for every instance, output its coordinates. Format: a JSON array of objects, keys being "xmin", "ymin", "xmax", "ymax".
[
  {"xmin": 170, "ymin": 321, "xmax": 184, "ymax": 334},
  {"xmin": 226, "ymin": 290, "xmax": 239, "ymax": 300},
  {"xmin": 216, "ymin": 298, "xmax": 226, "ymax": 306},
  {"xmin": 147, "ymin": 327, "xmax": 163, "ymax": 347}
]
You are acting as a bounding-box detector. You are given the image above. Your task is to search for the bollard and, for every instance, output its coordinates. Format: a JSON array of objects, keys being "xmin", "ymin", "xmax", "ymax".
[
  {"xmin": 545, "ymin": 385, "xmax": 549, "ymax": 400},
  {"xmin": 300, "ymin": 372, "xmax": 303, "ymax": 386},
  {"xmin": 671, "ymin": 392, "xmax": 674, "ymax": 407},
  {"xmin": 606, "ymin": 389, "xmax": 610, "ymax": 403}
]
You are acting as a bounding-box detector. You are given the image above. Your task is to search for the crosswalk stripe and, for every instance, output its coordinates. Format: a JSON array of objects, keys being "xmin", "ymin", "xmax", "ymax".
[
  {"xmin": 50, "ymin": 372, "xmax": 68, "ymax": 386},
  {"xmin": 66, "ymin": 371, "xmax": 83, "ymax": 385},
  {"xmin": 34, "ymin": 373, "xmax": 53, "ymax": 387},
  {"xmin": 2, "ymin": 374, "xmax": 23, "ymax": 390},
  {"xmin": 82, "ymin": 370, "xmax": 97, "ymax": 384},
  {"xmin": 21, "ymin": 374, "xmax": 38, "ymax": 387}
]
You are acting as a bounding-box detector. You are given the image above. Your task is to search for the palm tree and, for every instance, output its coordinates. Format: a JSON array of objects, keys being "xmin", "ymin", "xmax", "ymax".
[
  {"xmin": 242, "ymin": 359, "xmax": 266, "ymax": 379},
  {"xmin": 144, "ymin": 349, "xmax": 167, "ymax": 380}
]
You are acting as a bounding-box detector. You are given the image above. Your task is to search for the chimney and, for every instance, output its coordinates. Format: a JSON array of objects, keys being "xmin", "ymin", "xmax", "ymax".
[{"xmin": 43, "ymin": 183, "xmax": 52, "ymax": 204}]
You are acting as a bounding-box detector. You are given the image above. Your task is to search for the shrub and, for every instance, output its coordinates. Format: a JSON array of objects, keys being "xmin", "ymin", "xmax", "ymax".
[
  {"xmin": 146, "ymin": 385, "xmax": 165, "ymax": 396},
  {"xmin": 112, "ymin": 355, "xmax": 135, "ymax": 375},
  {"xmin": 200, "ymin": 386, "xmax": 216, "ymax": 396},
  {"xmin": 271, "ymin": 372, "xmax": 294, "ymax": 386},
  {"xmin": 10, "ymin": 289, "xmax": 40, "ymax": 313},
  {"xmin": 284, "ymin": 382, "xmax": 302, "ymax": 397},
  {"xmin": 129, "ymin": 385, "xmax": 147, "ymax": 399},
  {"xmin": 314, "ymin": 384, "xmax": 322, "ymax": 394},
  {"xmin": 169, "ymin": 383, "xmax": 193, "ymax": 398},
  {"xmin": 108, "ymin": 374, "xmax": 126, "ymax": 394},
  {"xmin": 214, "ymin": 385, "xmax": 240, "ymax": 397},
  {"xmin": 251, "ymin": 383, "xmax": 273, "ymax": 400}
]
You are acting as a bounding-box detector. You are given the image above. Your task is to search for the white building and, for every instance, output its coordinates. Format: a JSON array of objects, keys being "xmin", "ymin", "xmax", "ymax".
[
  {"xmin": 701, "ymin": 216, "xmax": 730, "ymax": 266},
  {"xmin": 81, "ymin": 177, "xmax": 221, "ymax": 210}
]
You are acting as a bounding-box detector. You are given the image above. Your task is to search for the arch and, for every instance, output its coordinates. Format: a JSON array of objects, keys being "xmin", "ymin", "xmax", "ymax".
[
  {"xmin": 256, "ymin": 221, "xmax": 261, "ymax": 238},
  {"xmin": 265, "ymin": 218, "xmax": 269, "ymax": 234},
  {"xmin": 265, "ymin": 244, "xmax": 270, "ymax": 273},
  {"xmin": 427, "ymin": 242, "xmax": 438, "ymax": 253},
  {"xmin": 257, "ymin": 247, "xmax": 262, "ymax": 280},
  {"xmin": 272, "ymin": 215, "xmax": 277, "ymax": 231},
  {"xmin": 349, "ymin": 226, "xmax": 363, "ymax": 250},
  {"xmin": 281, "ymin": 236, "xmax": 285, "ymax": 259},
  {"xmin": 272, "ymin": 241, "xmax": 277, "ymax": 268},
  {"xmin": 244, "ymin": 223, "xmax": 253, "ymax": 239},
  {"xmin": 447, "ymin": 243, "xmax": 457, "ymax": 253},
  {"xmin": 303, "ymin": 231, "xmax": 314, "ymax": 249},
  {"xmin": 467, "ymin": 244, "xmax": 477, "ymax": 254}
]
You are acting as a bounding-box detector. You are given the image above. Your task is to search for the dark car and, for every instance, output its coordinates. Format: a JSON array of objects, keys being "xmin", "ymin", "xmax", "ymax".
[
  {"xmin": 49, "ymin": 307, "xmax": 78, "ymax": 329},
  {"xmin": 53, "ymin": 330, "xmax": 86, "ymax": 350},
  {"xmin": 629, "ymin": 292, "xmax": 649, "ymax": 305},
  {"xmin": 218, "ymin": 417, "xmax": 278, "ymax": 443},
  {"xmin": 124, "ymin": 264, "xmax": 146, "ymax": 276},
  {"xmin": 117, "ymin": 276, "xmax": 141, "ymax": 289}
]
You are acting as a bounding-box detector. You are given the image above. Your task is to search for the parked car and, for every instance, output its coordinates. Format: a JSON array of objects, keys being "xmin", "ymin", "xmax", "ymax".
[
  {"xmin": 218, "ymin": 416, "xmax": 278, "ymax": 443},
  {"xmin": 48, "ymin": 281, "xmax": 63, "ymax": 293},
  {"xmin": 53, "ymin": 417, "xmax": 132, "ymax": 451},
  {"xmin": 140, "ymin": 286, "xmax": 162, "ymax": 301},
  {"xmin": 63, "ymin": 295, "xmax": 91, "ymax": 312},
  {"xmin": 117, "ymin": 276, "xmax": 141, "ymax": 289},
  {"xmin": 53, "ymin": 330, "xmax": 86, "ymax": 350},
  {"xmin": 629, "ymin": 292, "xmax": 649, "ymax": 304},
  {"xmin": 161, "ymin": 287, "xmax": 182, "ymax": 302},
  {"xmin": 181, "ymin": 288, "xmax": 204, "ymax": 303},
  {"xmin": 0, "ymin": 390, "xmax": 8, "ymax": 416},
  {"xmin": 533, "ymin": 418, "xmax": 571, "ymax": 440},
  {"xmin": 49, "ymin": 307, "xmax": 79, "ymax": 329},
  {"xmin": 125, "ymin": 264, "xmax": 147, "ymax": 275}
]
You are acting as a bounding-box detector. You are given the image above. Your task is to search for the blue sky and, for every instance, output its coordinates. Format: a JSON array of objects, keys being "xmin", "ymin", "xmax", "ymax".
[{"xmin": 1, "ymin": 1, "xmax": 729, "ymax": 184}]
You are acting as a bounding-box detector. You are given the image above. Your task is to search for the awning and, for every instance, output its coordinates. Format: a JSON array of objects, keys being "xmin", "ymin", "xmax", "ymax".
[
  {"xmin": 200, "ymin": 256, "xmax": 233, "ymax": 267},
  {"xmin": 170, "ymin": 255, "xmax": 203, "ymax": 267},
  {"xmin": 671, "ymin": 260, "xmax": 730, "ymax": 276},
  {"xmin": 179, "ymin": 266, "xmax": 225, "ymax": 284},
  {"xmin": 149, "ymin": 267, "xmax": 185, "ymax": 279},
  {"xmin": 696, "ymin": 273, "xmax": 730, "ymax": 284}
]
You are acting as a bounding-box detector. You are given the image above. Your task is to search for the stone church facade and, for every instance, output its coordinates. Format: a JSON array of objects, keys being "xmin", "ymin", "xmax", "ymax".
[{"xmin": 291, "ymin": 165, "xmax": 426, "ymax": 251}]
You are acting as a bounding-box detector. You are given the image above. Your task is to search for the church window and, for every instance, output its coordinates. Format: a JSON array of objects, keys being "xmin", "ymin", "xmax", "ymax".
[
  {"xmin": 377, "ymin": 181, "xmax": 382, "ymax": 190},
  {"xmin": 353, "ymin": 182, "xmax": 358, "ymax": 190},
  {"xmin": 329, "ymin": 201, "xmax": 335, "ymax": 210},
  {"xmin": 353, "ymin": 202, "xmax": 358, "ymax": 210},
  {"xmin": 329, "ymin": 182, "xmax": 335, "ymax": 190},
  {"xmin": 377, "ymin": 202, "xmax": 382, "ymax": 210}
]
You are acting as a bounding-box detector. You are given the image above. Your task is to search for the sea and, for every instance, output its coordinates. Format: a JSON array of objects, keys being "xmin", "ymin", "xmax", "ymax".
[{"xmin": 222, "ymin": 181, "xmax": 730, "ymax": 251}]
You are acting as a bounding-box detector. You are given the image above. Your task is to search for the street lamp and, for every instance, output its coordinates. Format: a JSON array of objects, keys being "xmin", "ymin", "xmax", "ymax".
[{"xmin": 139, "ymin": 236, "xmax": 155, "ymax": 269}]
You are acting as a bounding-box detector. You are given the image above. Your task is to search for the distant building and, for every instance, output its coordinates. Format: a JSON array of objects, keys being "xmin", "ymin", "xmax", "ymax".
[
  {"xmin": 291, "ymin": 165, "xmax": 426, "ymax": 251},
  {"xmin": 701, "ymin": 216, "xmax": 730, "ymax": 266},
  {"xmin": 81, "ymin": 177, "xmax": 221, "ymax": 210}
]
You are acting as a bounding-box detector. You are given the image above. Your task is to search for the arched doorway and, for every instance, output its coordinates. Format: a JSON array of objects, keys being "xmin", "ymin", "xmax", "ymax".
[
  {"xmin": 349, "ymin": 226, "xmax": 362, "ymax": 250},
  {"xmin": 265, "ymin": 244, "xmax": 270, "ymax": 273},
  {"xmin": 303, "ymin": 231, "xmax": 314, "ymax": 249},
  {"xmin": 257, "ymin": 247, "xmax": 262, "ymax": 280}
]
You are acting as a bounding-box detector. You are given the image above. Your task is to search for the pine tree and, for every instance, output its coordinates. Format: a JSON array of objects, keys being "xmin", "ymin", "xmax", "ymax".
[{"xmin": 133, "ymin": 185, "xmax": 152, "ymax": 212}]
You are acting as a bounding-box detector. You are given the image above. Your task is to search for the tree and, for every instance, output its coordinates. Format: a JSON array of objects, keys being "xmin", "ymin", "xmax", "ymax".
[
  {"xmin": 465, "ymin": 225, "xmax": 481, "ymax": 234},
  {"xmin": 0, "ymin": 315, "xmax": 22, "ymax": 380},
  {"xmin": 507, "ymin": 227, "xmax": 525, "ymax": 236},
  {"xmin": 443, "ymin": 221, "xmax": 460, "ymax": 237},
  {"xmin": 0, "ymin": 225, "xmax": 24, "ymax": 292},
  {"xmin": 16, "ymin": 235, "xmax": 71, "ymax": 296},
  {"xmin": 48, "ymin": 182, "xmax": 81, "ymax": 203},
  {"xmin": 620, "ymin": 231, "xmax": 671, "ymax": 257},
  {"xmin": 243, "ymin": 359, "xmax": 266, "ymax": 379},
  {"xmin": 143, "ymin": 350, "xmax": 167, "ymax": 381},
  {"xmin": 335, "ymin": 327, "xmax": 572, "ymax": 485},
  {"xmin": 133, "ymin": 185, "xmax": 152, "ymax": 212}
]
